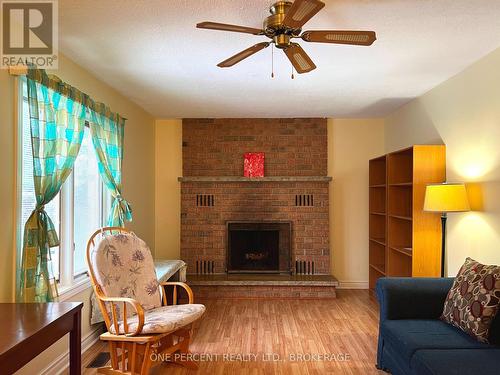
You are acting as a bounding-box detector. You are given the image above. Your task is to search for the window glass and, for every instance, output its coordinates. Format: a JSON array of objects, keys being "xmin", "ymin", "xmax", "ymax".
[{"xmin": 73, "ymin": 128, "xmax": 102, "ymax": 276}]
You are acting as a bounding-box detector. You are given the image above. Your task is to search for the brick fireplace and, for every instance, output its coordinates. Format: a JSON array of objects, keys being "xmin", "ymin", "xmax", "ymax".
[{"xmin": 179, "ymin": 118, "xmax": 332, "ymax": 278}]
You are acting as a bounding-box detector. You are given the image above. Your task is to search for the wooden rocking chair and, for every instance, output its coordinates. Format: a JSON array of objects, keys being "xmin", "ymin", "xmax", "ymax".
[{"xmin": 86, "ymin": 227, "xmax": 205, "ymax": 374}]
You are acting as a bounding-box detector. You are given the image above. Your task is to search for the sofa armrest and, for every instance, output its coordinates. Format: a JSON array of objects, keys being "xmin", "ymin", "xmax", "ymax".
[{"xmin": 376, "ymin": 277, "xmax": 454, "ymax": 321}]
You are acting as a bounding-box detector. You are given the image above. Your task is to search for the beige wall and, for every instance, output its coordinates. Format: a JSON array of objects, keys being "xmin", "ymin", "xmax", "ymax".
[
  {"xmin": 385, "ymin": 47, "xmax": 500, "ymax": 276},
  {"xmin": 0, "ymin": 53, "xmax": 155, "ymax": 373},
  {"xmin": 328, "ymin": 119, "xmax": 386, "ymax": 287},
  {"xmin": 0, "ymin": 68, "xmax": 16, "ymax": 302},
  {"xmin": 154, "ymin": 119, "xmax": 183, "ymax": 259}
]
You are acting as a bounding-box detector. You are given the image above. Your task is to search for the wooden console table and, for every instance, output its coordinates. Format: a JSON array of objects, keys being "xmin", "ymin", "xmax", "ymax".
[{"xmin": 0, "ymin": 302, "xmax": 83, "ymax": 375}]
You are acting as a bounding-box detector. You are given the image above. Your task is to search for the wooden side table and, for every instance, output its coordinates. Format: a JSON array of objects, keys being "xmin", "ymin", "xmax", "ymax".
[{"xmin": 0, "ymin": 302, "xmax": 83, "ymax": 375}]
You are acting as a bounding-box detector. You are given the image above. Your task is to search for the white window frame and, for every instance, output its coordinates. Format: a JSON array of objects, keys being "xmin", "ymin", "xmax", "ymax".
[{"xmin": 16, "ymin": 76, "xmax": 110, "ymax": 299}]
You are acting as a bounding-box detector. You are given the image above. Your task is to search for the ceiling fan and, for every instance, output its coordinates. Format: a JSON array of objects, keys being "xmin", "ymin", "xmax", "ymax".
[{"xmin": 197, "ymin": 0, "xmax": 376, "ymax": 75}]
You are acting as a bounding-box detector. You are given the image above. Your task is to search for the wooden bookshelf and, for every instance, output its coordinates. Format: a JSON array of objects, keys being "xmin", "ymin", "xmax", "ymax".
[
  {"xmin": 369, "ymin": 145, "xmax": 446, "ymax": 288},
  {"xmin": 369, "ymin": 155, "xmax": 387, "ymax": 288}
]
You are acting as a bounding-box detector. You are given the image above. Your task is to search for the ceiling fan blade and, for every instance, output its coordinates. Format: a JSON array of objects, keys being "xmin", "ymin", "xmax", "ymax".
[
  {"xmin": 217, "ymin": 42, "xmax": 270, "ymax": 68},
  {"xmin": 197, "ymin": 22, "xmax": 263, "ymax": 35},
  {"xmin": 282, "ymin": 0, "xmax": 325, "ymax": 30},
  {"xmin": 283, "ymin": 43, "xmax": 316, "ymax": 74},
  {"xmin": 301, "ymin": 30, "xmax": 377, "ymax": 46}
]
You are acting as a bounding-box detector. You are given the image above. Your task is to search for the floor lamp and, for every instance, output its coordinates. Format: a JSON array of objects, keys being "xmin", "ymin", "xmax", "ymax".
[{"xmin": 424, "ymin": 183, "xmax": 470, "ymax": 277}]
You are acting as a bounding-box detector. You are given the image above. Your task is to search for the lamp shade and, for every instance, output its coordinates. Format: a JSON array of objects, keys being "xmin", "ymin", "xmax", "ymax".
[{"xmin": 424, "ymin": 183, "xmax": 470, "ymax": 213}]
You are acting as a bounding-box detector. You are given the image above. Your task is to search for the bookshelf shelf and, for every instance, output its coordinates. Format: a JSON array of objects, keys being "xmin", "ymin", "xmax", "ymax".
[
  {"xmin": 369, "ymin": 238, "xmax": 386, "ymax": 246},
  {"xmin": 389, "ymin": 182, "xmax": 412, "ymax": 187},
  {"xmin": 389, "ymin": 246, "xmax": 413, "ymax": 257},
  {"xmin": 389, "ymin": 214, "xmax": 412, "ymax": 221},
  {"xmin": 369, "ymin": 264, "xmax": 386, "ymax": 275}
]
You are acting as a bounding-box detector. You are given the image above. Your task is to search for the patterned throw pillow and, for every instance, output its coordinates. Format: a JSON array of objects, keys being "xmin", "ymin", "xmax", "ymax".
[{"xmin": 441, "ymin": 257, "xmax": 500, "ymax": 343}]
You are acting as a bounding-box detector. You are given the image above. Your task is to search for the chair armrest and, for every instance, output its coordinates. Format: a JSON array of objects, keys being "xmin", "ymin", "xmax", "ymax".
[
  {"xmin": 160, "ymin": 282, "xmax": 194, "ymax": 304},
  {"xmin": 97, "ymin": 295, "xmax": 145, "ymax": 336},
  {"xmin": 376, "ymin": 277, "xmax": 454, "ymax": 321}
]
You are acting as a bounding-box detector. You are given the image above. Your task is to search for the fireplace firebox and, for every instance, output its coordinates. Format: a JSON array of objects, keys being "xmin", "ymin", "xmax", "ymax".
[{"xmin": 227, "ymin": 222, "xmax": 291, "ymax": 274}]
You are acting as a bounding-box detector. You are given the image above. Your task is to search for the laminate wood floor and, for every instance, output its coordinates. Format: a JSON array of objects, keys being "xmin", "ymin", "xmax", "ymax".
[{"xmin": 79, "ymin": 290, "xmax": 383, "ymax": 374}]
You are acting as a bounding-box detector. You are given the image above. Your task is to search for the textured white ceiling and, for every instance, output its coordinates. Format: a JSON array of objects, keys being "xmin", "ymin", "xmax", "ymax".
[{"xmin": 59, "ymin": 0, "xmax": 500, "ymax": 118}]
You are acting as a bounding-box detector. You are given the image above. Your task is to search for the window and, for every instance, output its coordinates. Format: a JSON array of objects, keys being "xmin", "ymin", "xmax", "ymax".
[
  {"xmin": 18, "ymin": 78, "xmax": 110, "ymax": 292},
  {"xmin": 73, "ymin": 131, "xmax": 103, "ymax": 276}
]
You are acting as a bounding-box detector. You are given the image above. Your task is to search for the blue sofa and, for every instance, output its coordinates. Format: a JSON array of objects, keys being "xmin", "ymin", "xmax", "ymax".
[{"xmin": 376, "ymin": 277, "xmax": 500, "ymax": 375}]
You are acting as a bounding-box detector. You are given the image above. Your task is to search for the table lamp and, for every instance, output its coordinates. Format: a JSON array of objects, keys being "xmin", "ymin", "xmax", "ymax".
[{"xmin": 424, "ymin": 183, "xmax": 470, "ymax": 277}]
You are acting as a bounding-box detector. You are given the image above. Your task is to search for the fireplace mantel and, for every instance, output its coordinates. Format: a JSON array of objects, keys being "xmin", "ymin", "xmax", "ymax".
[{"xmin": 178, "ymin": 176, "xmax": 332, "ymax": 183}]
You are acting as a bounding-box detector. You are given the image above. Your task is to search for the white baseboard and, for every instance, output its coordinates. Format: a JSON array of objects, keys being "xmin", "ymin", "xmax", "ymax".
[
  {"xmin": 40, "ymin": 326, "xmax": 104, "ymax": 375},
  {"xmin": 337, "ymin": 281, "xmax": 369, "ymax": 289}
]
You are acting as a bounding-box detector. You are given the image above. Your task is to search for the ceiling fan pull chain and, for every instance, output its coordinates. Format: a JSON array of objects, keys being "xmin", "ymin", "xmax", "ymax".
[
  {"xmin": 291, "ymin": 65, "xmax": 295, "ymax": 79},
  {"xmin": 271, "ymin": 43, "xmax": 275, "ymax": 78}
]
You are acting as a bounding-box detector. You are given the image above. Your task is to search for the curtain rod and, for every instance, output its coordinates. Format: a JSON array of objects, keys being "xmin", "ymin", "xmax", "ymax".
[
  {"xmin": 8, "ymin": 65, "xmax": 127, "ymax": 123},
  {"xmin": 8, "ymin": 66, "xmax": 28, "ymax": 76}
]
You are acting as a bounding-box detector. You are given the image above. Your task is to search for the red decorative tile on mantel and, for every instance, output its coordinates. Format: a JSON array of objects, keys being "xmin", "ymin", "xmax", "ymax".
[{"xmin": 244, "ymin": 152, "xmax": 265, "ymax": 177}]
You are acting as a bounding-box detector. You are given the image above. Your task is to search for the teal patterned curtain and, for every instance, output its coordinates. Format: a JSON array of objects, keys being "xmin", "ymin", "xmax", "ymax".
[
  {"xmin": 18, "ymin": 68, "xmax": 130, "ymax": 302},
  {"xmin": 89, "ymin": 108, "xmax": 132, "ymax": 227},
  {"xmin": 20, "ymin": 70, "xmax": 86, "ymax": 302}
]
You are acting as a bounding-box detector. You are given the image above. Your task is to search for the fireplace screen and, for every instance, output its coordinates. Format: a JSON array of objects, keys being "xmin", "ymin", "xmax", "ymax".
[{"xmin": 227, "ymin": 222, "xmax": 291, "ymax": 273}]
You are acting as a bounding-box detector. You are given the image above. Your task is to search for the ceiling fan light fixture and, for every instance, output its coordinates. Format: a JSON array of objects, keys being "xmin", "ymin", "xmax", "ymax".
[
  {"xmin": 197, "ymin": 0, "xmax": 377, "ymax": 74},
  {"xmin": 274, "ymin": 34, "xmax": 291, "ymax": 49}
]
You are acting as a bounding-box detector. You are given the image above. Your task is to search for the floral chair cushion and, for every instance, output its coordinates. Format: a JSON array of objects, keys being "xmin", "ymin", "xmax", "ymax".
[
  {"xmin": 90, "ymin": 259, "xmax": 187, "ymax": 325},
  {"xmin": 109, "ymin": 304, "xmax": 206, "ymax": 335},
  {"xmin": 91, "ymin": 232, "xmax": 162, "ymax": 312}
]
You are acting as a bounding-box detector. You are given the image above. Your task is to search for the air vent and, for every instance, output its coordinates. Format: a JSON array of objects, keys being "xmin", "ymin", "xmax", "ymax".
[
  {"xmin": 295, "ymin": 194, "xmax": 314, "ymax": 207},
  {"xmin": 196, "ymin": 194, "xmax": 215, "ymax": 207},
  {"xmin": 295, "ymin": 260, "xmax": 315, "ymax": 275},
  {"xmin": 196, "ymin": 260, "xmax": 215, "ymax": 274}
]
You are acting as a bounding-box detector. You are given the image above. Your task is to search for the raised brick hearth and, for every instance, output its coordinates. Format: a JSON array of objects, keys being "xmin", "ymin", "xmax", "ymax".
[
  {"xmin": 180, "ymin": 118, "xmax": 334, "ymax": 297},
  {"xmin": 188, "ymin": 274, "xmax": 339, "ymax": 299}
]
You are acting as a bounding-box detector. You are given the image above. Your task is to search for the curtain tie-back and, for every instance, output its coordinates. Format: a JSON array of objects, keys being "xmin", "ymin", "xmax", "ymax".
[
  {"xmin": 32, "ymin": 205, "xmax": 60, "ymax": 248},
  {"xmin": 112, "ymin": 194, "xmax": 133, "ymax": 224}
]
